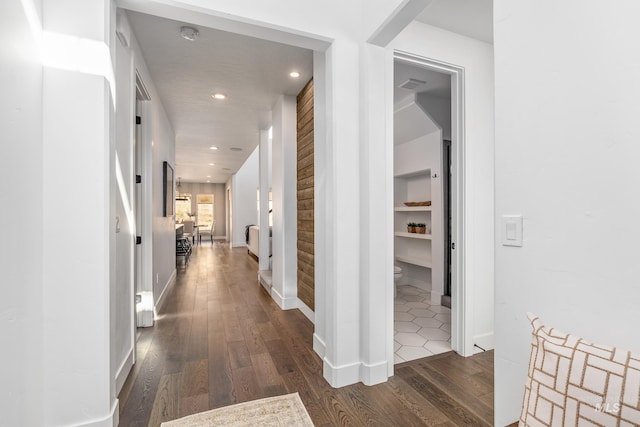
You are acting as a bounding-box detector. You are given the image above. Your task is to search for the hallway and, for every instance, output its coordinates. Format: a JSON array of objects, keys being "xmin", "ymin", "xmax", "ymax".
[{"xmin": 118, "ymin": 243, "xmax": 494, "ymax": 426}]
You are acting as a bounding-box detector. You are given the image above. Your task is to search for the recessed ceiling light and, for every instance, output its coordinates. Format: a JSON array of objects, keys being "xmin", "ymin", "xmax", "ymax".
[
  {"xmin": 207, "ymin": 175, "xmax": 211, "ymax": 178},
  {"xmin": 230, "ymin": 147, "xmax": 243, "ymax": 152},
  {"xmin": 209, "ymin": 146, "xmax": 218, "ymax": 150},
  {"xmin": 289, "ymin": 71, "xmax": 300, "ymax": 78},
  {"xmin": 206, "ymin": 180, "xmax": 210, "ymax": 183},
  {"xmin": 212, "ymin": 93, "xmax": 226, "ymax": 100},
  {"xmin": 180, "ymin": 26, "xmax": 199, "ymax": 41},
  {"xmin": 209, "ymin": 163, "xmax": 215, "ymax": 166}
]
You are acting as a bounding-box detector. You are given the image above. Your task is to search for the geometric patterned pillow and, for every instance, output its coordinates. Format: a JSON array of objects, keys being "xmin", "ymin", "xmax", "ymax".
[{"xmin": 520, "ymin": 313, "xmax": 640, "ymax": 426}]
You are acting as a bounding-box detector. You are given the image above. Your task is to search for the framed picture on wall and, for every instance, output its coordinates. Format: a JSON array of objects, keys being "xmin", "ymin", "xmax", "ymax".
[{"xmin": 163, "ymin": 161, "xmax": 174, "ymax": 217}]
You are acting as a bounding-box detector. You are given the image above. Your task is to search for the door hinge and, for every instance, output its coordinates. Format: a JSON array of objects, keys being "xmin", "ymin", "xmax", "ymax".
[
  {"xmin": 451, "ymin": 242, "xmax": 456, "ymax": 250},
  {"xmin": 136, "ymin": 174, "xmax": 142, "ymax": 184},
  {"xmin": 136, "ymin": 116, "xmax": 141, "ymax": 125},
  {"xmin": 136, "ymin": 236, "xmax": 142, "ymax": 245}
]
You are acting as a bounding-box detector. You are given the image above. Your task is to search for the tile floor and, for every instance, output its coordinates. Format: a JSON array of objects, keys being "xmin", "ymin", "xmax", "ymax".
[{"xmin": 394, "ymin": 284, "xmax": 452, "ymax": 364}]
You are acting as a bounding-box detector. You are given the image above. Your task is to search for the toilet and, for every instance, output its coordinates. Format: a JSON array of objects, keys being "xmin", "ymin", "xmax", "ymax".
[{"xmin": 393, "ymin": 266, "xmax": 403, "ymax": 297}]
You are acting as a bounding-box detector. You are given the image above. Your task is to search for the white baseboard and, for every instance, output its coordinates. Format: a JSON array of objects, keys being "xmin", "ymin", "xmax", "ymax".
[
  {"xmin": 270, "ymin": 286, "xmax": 298, "ymax": 310},
  {"xmin": 407, "ymin": 277, "xmax": 431, "ymax": 291},
  {"xmin": 154, "ymin": 269, "xmax": 176, "ymax": 317},
  {"xmin": 360, "ymin": 360, "xmax": 389, "ymax": 386},
  {"xmin": 474, "ymin": 332, "xmax": 494, "ymax": 351},
  {"xmin": 323, "ymin": 357, "xmax": 361, "ymax": 388},
  {"xmin": 313, "ymin": 333, "xmax": 326, "ymax": 359},
  {"xmin": 77, "ymin": 399, "xmax": 119, "ymax": 426},
  {"xmin": 258, "ymin": 270, "xmax": 272, "ymax": 293},
  {"xmin": 430, "ymin": 290, "xmax": 443, "ymax": 305},
  {"xmin": 231, "ymin": 241, "xmax": 247, "ymax": 248},
  {"xmin": 297, "ymin": 299, "xmax": 314, "ymax": 323},
  {"xmin": 115, "ymin": 347, "xmax": 134, "ymax": 395}
]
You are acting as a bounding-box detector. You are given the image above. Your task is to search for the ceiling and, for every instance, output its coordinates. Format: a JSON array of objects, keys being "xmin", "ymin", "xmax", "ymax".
[
  {"xmin": 126, "ymin": 11, "xmax": 313, "ymax": 184},
  {"xmin": 415, "ymin": 0, "xmax": 493, "ymax": 44},
  {"xmin": 125, "ymin": 1, "xmax": 491, "ymax": 184},
  {"xmin": 394, "ymin": 61, "xmax": 451, "ymax": 104}
]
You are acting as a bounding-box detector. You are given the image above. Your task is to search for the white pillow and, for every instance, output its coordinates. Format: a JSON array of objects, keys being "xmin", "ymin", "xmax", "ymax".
[{"xmin": 520, "ymin": 313, "xmax": 640, "ymax": 426}]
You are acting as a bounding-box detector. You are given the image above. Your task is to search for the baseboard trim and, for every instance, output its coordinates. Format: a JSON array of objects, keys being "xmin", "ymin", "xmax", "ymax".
[
  {"xmin": 297, "ymin": 299, "xmax": 314, "ymax": 323},
  {"xmin": 115, "ymin": 347, "xmax": 134, "ymax": 395},
  {"xmin": 360, "ymin": 359, "xmax": 389, "ymax": 386},
  {"xmin": 313, "ymin": 333, "xmax": 326, "ymax": 359},
  {"xmin": 154, "ymin": 269, "xmax": 176, "ymax": 317},
  {"xmin": 231, "ymin": 241, "xmax": 247, "ymax": 248},
  {"xmin": 474, "ymin": 332, "xmax": 494, "ymax": 351},
  {"xmin": 323, "ymin": 358, "xmax": 361, "ymax": 388},
  {"xmin": 270, "ymin": 287, "xmax": 298, "ymax": 310},
  {"xmin": 430, "ymin": 290, "xmax": 443, "ymax": 305},
  {"xmin": 76, "ymin": 399, "xmax": 119, "ymax": 427}
]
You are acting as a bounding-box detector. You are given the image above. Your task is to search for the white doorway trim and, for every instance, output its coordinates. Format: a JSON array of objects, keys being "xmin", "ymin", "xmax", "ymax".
[
  {"xmin": 135, "ymin": 71, "xmax": 154, "ymax": 328},
  {"xmin": 393, "ymin": 51, "xmax": 471, "ymax": 357}
]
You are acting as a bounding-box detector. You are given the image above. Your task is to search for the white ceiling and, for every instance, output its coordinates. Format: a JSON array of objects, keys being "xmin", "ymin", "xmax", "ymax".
[
  {"xmin": 125, "ymin": 2, "xmax": 491, "ymax": 184},
  {"xmin": 415, "ymin": 0, "xmax": 493, "ymax": 44},
  {"xmin": 126, "ymin": 11, "xmax": 313, "ymax": 184}
]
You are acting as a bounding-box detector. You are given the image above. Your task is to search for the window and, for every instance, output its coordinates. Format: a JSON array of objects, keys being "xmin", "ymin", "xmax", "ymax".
[
  {"xmin": 175, "ymin": 194, "xmax": 192, "ymax": 223},
  {"xmin": 197, "ymin": 194, "xmax": 214, "ymax": 226}
]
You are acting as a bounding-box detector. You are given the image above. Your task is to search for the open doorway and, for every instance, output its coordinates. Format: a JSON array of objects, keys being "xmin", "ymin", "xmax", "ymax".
[{"xmin": 392, "ymin": 53, "xmax": 466, "ymax": 362}]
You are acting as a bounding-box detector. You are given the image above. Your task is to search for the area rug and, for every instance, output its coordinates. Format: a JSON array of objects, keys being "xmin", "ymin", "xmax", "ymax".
[{"xmin": 161, "ymin": 392, "xmax": 314, "ymax": 426}]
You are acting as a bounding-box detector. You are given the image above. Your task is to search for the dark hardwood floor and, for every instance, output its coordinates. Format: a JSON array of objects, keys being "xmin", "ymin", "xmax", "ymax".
[{"xmin": 118, "ymin": 242, "xmax": 495, "ymax": 426}]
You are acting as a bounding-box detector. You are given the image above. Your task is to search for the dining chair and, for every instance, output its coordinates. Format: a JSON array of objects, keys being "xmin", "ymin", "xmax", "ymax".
[
  {"xmin": 182, "ymin": 220, "xmax": 195, "ymax": 244},
  {"xmin": 199, "ymin": 220, "xmax": 215, "ymax": 244}
]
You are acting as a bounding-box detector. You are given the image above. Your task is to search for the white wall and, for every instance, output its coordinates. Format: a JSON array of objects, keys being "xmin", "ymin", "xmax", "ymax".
[
  {"xmin": 391, "ymin": 21, "xmax": 495, "ymax": 353},
  {"xmin": 114, "ymin": 10, "xmax": 136, "ymax": 396},
  {"xmin": 42, "ymin": 0, "xmax": 116, "ymax": 424},
  {"xmin": 417, "ymin": 92, "xmax": 451, "ymax": 141},
  {"xmin": 494, "ymin": 2, "xmax": 640, "ymax": 425},
  {"xmin": 0, "ymin": 0, "xmax": 44, "ymax": 424},
  {"xmin": 271, "ymin": 95, "xmax": 298, "ymax": 309},
  {"xmin": 230, "ymin": 147, "xmax": 259, "ymax": 247}
]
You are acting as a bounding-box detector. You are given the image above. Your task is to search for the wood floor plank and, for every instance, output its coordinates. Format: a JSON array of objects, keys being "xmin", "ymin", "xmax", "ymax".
[
  {"xmin": 396, "ymin": 366, "xmax": 492, "ymax": 426},
  {"xmin": 227, "ymin": 340, "xmax": 251, "ymax": 370},
  {"xmin": 411, "ymin": 362, "xmax": 494, "ymax": 423},
  {"xmin": 181, "ymin": 359, "xmax": 208, "ymax": 397},
  {"xmin": 179, "ymin": 393, "xmax": 208, "ymax": 418},
  {"xmin": 230, "ymin": 365, "xmax": 263, "ymax": 402},
  {"xmin": 250, "ymin": 352, "xmax": 285, "ymax": 390},
  {"xmin": 147, "ymin": 373, "xmax": 182, "ymax": 427},
  {"xmin": 118, "ymin": 244, "xmax": 496, "ymax": 426}
]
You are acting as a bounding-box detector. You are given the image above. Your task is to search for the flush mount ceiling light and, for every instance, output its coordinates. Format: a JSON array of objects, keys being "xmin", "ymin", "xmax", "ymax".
[
  {"xmin": 211, "ymin": 93, "xmax": 226, "ymax": 100},
  {"xmin": 230, "ymin": 147, "xmax": 243, "ymax": 152},
  {"xmin": 289, "ymin": 71, "xmax": 300, "ymax": 78},
  {"xmin": 209, "ymin": 146, "xmax": 218, "ymax": 150},
  {"xmin": 208, "ymin": 163, "xmax": 215, "ymax": 166},
  {"xmin": 180, "ymin": 26, "xmax": 199, "ymax": 41}
]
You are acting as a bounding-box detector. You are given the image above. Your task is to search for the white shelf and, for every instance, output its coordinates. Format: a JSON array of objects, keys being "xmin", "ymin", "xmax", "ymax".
[
  {"xmin": 394, "ymin": 168, "xmax": 430, "ymax": 179},
  {"xmin": 394, "ymin": 232, "xmax": 432, "ymax": 240},
  {"xmin": 396, "ymin": 255, "xmax": 432, "ymax": 268},
  {"xmin": 394, "ymin": 206, "xmax": 432, "ymax": 212}
]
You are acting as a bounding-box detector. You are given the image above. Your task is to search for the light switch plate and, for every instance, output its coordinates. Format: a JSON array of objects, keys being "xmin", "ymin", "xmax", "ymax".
[{"xmin": 502, "ymin": 215, "xmax": 523, "ymax": 247}]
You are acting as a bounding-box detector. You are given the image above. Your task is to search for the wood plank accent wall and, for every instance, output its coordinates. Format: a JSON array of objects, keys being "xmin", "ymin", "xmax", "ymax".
[{"xmin": 297, "ymin": 79, "xmax": 314, "ymax": 310}]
